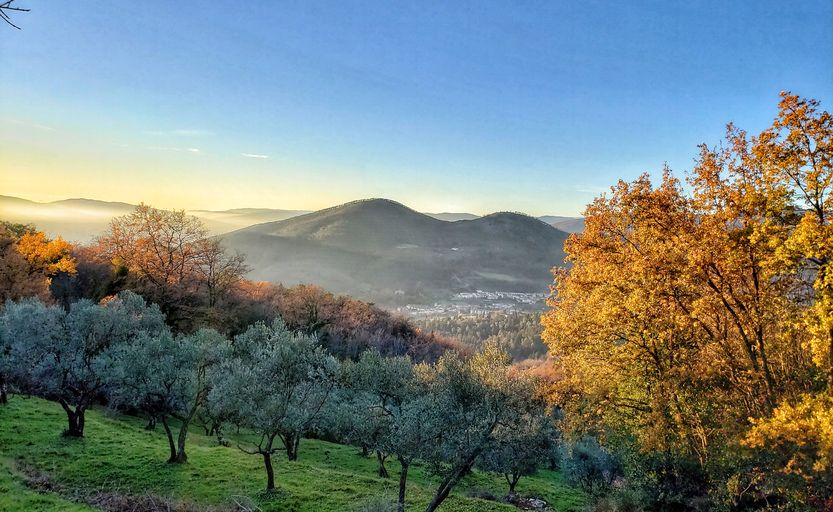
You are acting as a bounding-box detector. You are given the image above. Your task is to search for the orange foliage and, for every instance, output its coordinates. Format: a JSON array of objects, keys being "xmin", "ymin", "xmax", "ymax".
[{"xmin": 16, "ymin": 231, "xmax": 76, "ymax": 277}]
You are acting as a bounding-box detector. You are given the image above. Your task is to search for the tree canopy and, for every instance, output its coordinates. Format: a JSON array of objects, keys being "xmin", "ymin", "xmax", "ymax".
[{"xmin": 542, "ymin": 92, "xmax": 833, "ymax": 507}]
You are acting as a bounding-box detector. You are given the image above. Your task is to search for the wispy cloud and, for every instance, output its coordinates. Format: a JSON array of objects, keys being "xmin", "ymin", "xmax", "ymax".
[
  {"xmin": 241, "ymin": 153, "xmax": 270, "ymax": 159},
  {"xmin": 6, "ymin": 118, "xmax": 57, "ymax": 131},
  {"xmin": 147, "ymin": 146, "xmax": 201, "ymax": 153},
  {"xmin": 145, "ymin": 129, "xmax": 213, "ymax": 137}
]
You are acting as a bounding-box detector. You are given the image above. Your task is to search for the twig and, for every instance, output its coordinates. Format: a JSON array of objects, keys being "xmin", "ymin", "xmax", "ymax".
[{"xmin": 1, "ymin": 0, "xmax": 29, "ymax": 30}]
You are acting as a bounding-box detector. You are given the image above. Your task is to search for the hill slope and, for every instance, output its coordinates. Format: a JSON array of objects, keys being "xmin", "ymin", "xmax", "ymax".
[
  {"xmin": 0, "ymin": 396, "xmax": 586, "ymax": 511},
  {"xmin": 223, "ymin": 199, "xmax": 569, "ymax": 304}
]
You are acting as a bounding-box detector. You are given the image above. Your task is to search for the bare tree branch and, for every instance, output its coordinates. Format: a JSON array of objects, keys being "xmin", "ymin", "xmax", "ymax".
[{"xmin": 1, "ymin": 1, "xmax": 29, "ymax": 30}]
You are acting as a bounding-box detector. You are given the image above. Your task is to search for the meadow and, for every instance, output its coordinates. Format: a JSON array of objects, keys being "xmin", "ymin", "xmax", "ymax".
[{"xmin": 0, "ymin": 395, "xmax": 587, "ymax": 512}]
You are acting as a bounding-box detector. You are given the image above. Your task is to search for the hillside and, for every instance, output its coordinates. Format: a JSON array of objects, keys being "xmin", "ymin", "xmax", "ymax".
[
  {"xmin": 0, "ymin": 397, "xmax": 586, "ymax": 512},
  {"xmin": 222, "ymin": 199, "xmax": 569, "ymax": 304}
]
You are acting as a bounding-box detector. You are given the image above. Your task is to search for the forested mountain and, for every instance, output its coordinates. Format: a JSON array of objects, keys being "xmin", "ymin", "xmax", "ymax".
[{"xmin": 222, "ymin": 199, "xmax": 569, "ymax": 305}]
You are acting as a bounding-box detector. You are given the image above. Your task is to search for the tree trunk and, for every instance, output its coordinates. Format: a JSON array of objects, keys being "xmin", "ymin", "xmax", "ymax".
[
  {"xmin": 424, "ymin": 448, "xmax": 483, "ymax": 512},
  {"xmin": 263, "ymin": 451, "xmax": 276, "ymax": 491},
  {"xmin": 173, "ymin": 419, "xmax": 190, "ymax": 463},
  {"xmin": 59, "ymin": 399, "xmax": 85, "ymax": 437},
  {"xmin": 284, "ymin": 431, "xmax": 300, "ymax": 461},
  {"xmin": 145, "ymin": 414, "xmax": 157, "ymax": 430},
  {"xmin": 293, "ymin": 434, "xmax": 300, "ymax": 461},
  {"xmin": 507, "ymin": 472, "xmax": 520, "ymax": 493},
  {"xmin": 161, "ymin": 416, "xmax": 177, "ymax": 463},
  {"xmin": 0, "ymin": 374, "xmax": 7, "ymax": 405},
  {"xmin": 397, "ymin": 456, "xmax": 410, "ymax": 512},
  {"xmin": 376, "ymin": 450, "xmax": 389, "ymax": 478}
]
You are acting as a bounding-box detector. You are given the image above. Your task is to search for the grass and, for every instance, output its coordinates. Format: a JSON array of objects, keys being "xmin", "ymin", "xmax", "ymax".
[{"xmin": 0, "ymin": 395, "xmax": 587, "ymax": 511}]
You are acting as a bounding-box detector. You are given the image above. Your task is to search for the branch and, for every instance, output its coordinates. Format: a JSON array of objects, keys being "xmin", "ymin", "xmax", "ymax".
[{"xmin": 1, "ymin": 1, "xmax": 29, "ymax": 30}]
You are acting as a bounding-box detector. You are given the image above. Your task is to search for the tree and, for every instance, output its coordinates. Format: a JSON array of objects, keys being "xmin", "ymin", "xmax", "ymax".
[
  {"xmin": 478, "ymin": 401, "xmax": 558, "ymax": 494},
  {"xmin": 97, "ymin": 204, "xmax": 247, "ymax": 330},
  {"xmin": 229, "ymin": 282, "xmax": 463, "ymax": 361},
  {"xmin": 0, "ymin": 223, "xmax": 76, "ymax": 304},
  {"xmin": 541, "ymin": 93, "xmax": 832, "ymax": 508},
  {"xmin": 759, "ymin": 93, "xmax": 833, "ymax": 393},
  {"xmin": 2, "ymin": 291, "xmax": 166, "ymax": 436},
  {"xmin": 208, "ymin": 319, "xmax": 338, "ymax": 490},
  {"xmin": 193, "ymin": 238, "xmax": 248, "ymax": 309},
  {"xmin": 339, "ymin": 350, "xmax": 441, "ymax": 512},
  {"xmin": 110, "ymin": 328, "xmax": 229, "ymax": 462},
  {"xmin": 421, "ymin": 344, "xmax": 538, "ymax": 512},
  {"xmin": 341, "ymin": 351, "xmax": 413, "ymax": 477}
]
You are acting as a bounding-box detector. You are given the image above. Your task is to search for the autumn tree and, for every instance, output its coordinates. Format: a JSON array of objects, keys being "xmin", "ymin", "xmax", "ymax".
[
  {"xmin": 541, "ymin": 92, "xmax": 832, "ymax": 508},
  {"xmin": 230, "ymin": 281, "xmax": 463, "ymax": 361},
  {"xmin": 0, "ymin": 222, "xmax": 76, "ymax": 304},
  {"xmin": 97, "ymin": 204, "xmax": 247, "ymax": 330}
]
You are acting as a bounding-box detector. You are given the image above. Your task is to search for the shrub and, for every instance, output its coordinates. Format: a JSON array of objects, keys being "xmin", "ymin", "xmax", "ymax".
[
  {"xmin": 561, "ymin": 437, "xmax": 621, "ymax": 495},
  {"xmin": 354, "ymin": 497, "xmax": 398, "ymax": 512}
]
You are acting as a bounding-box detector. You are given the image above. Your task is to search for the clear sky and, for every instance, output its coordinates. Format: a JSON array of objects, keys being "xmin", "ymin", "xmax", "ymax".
[{"xmin": 1, "ymin": 1, "xmax": 831, "ymax": 216}]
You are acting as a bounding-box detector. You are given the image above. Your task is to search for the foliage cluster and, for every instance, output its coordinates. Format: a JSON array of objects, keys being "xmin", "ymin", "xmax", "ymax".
[
  {"xmin": 0, "ymin": 291, "xmax": 561, "ymax": 511},
  {"xmin": 542, "ymin": 93, "xmax": 833, "ymax": 510}
]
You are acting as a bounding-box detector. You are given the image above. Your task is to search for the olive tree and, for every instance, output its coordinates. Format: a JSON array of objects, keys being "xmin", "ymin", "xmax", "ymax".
[
  {"xmin": 421, "ymin": 344, "xmax": 538, "ymax": 512},
  {"xmin": 477, "ymin": 400, "xmax": 559, "ymax": 494},
  {"xmin": 0, "ymin": 313, "xmax": 13, "ymax": 405},
  {"xmin": 0, "ymin": 298, "xmax": 64, "ymax": 405},
  {"xmin": 110, "ymin": 327, "xmax": 229, "ymax": 462},
  {"xmin": 339, "ymin": 350, "xmax": 441, "ymax": 512},
  {"xmin": 2, "ymin": 291, "xmax": 166, "ymax": 437},
  {"xmin": 209, "ymin": 319, "xmax": 338, "ymax": 491},
  {"xmin": 386, "ymin": 393, "xmax": 439, "ymax": 512},
  {"xmin": 341, "ymin": 351, "xmax": 413, "ymax": 478}
]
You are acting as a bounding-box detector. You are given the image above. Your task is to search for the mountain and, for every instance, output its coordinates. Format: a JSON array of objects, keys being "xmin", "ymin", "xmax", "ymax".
[
  {"xmin": 222, "ymin": 198, "xmax": 569, "ymax": 305},
  {"xmin": 538, "ymin": 215, "xmax": 585, "ymax": 233},
  {"xmin": 425, "ymin": 212, "xmax": 480, "ymax": 221},
  {"xmin": 0, "ymin": 195, "xmax": 136, "ymax": 242},
  {"xmin": 0, "ymin": 196, "xmax": 310, "ymax": 241}
]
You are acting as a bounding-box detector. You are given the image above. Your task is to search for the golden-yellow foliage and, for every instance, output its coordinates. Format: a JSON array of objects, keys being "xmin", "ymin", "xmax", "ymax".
[
  {"xmin": 541, "ymin": 93, "xmax": 833, "ymax": 503},
  {"xmin": 744, "ymin": 394, "xmax": 833, "ymax": 476},
  {"xmin": 16, "ymin": 231, "xmax": 76, "ymax": 277}
]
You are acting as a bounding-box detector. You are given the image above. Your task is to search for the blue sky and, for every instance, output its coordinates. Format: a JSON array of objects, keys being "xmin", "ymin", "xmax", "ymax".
[{"xmin": 1, "ymin": 0, "xmax": 831, "ymax": 215}]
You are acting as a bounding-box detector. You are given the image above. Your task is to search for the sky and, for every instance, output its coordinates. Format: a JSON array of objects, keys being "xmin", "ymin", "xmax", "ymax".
[{"xmin": 1, "ymin": 1, "xmax": 831, "ymax": 216}]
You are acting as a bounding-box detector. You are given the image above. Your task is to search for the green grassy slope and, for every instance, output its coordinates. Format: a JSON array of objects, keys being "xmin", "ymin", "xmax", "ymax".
[{"xmin": 0, "ymin": 396, "xmax": 586, "ymax": 512}]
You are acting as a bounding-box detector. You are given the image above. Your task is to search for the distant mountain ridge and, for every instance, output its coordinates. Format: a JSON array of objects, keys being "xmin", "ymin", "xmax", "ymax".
[
  {"xmin": 0, "ymin": 195, "xmax": 584, "ymax": 241},
  {"xmin": 0, "ymin": 195, "xmax": 310, "ymax": 241},
  {"xmin": 2, "ymin": 195, "xmax": 575, "ymax": 305},
  {"xmin": 222, "ymin": 198, "xmax": 569, "ymax": 305}
]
